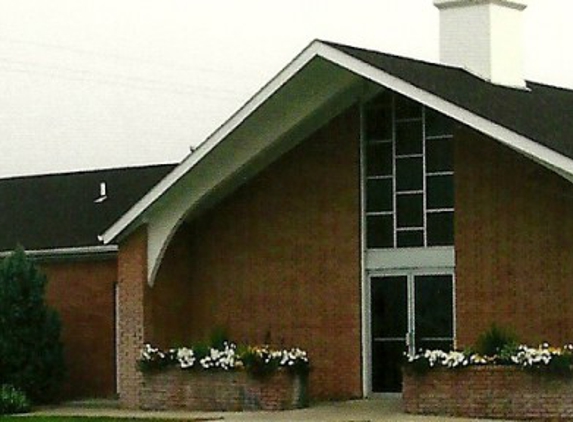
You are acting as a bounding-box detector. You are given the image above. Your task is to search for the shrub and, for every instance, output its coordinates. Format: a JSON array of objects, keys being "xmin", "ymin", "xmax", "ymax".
[
  {"xmin": 0, "ymin": 248, "xmax": 66, "ymax": 403},
  {"xmin": 0, "ymin": 385, "xmax": 30, "ymax": 415},
  {"xmin": 239, "ymin": 345, "xmax": 280, "ymax": 378},
  {"xmin": 475, "ymin": 323, "xmax": 519, "ymax": 358}
]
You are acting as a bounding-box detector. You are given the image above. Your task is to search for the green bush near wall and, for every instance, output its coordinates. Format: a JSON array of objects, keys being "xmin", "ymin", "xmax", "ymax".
[
  {"xmin": 0, "ymin": 384, "xmax": 30, "ymax": 414},
  {"xmin": 0, "ymin": 247, "xmax": 66, "ymax": 404}
]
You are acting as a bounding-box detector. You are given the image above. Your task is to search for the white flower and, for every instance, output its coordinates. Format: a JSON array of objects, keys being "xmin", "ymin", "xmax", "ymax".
[
  {"xmin": 140, "ymin": 343, "xmax": 163, "ymax": 361},
  {"xmin": 200, "ymin": 342, "xmax": 237, "ymax": 370},
  {"xmin": 442, "ymin": 351, "xmax": 468, "ymax": 368},
  {"xmin": 176, "ymin": 347, "xmax": 195, "ymax": 369}
]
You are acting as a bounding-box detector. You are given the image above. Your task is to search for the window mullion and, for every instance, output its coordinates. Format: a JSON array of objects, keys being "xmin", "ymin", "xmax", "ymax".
[
  {"xmin": 422, "ymin": 106, "xmax": 428, "ymax": 247},
  {"xmin": 392, "ymin": 93, "xmax": 397, "ymax": 249}
]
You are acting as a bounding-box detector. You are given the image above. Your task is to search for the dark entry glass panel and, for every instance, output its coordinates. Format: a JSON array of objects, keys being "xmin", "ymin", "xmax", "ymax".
[
  {"xmin": 397, "ymin": 194, "xmax": 423, "ymax": 228},
  {"xmin": 426, "ymin": 108, "xmax": 454, "ymax": 137},
  {"xmin": 426, "ymin": 175, "xmax": 454, "ymax": 209},
  {"xmin": 366, "ymin": 142, "xmax": 393, "ymax": 176},
  {"xmin": 414, "ymin": 275, "xmax": 454, "ymax": 340},
  {"xmin": 396, "ymin": 157, "xmax": 423, "ymax": 191},
  {"xmin": 397, "ymin": 230, "xmax": 424, "ymax": 248},
  {"xmin": 427, "ymin": 212, "xmax": 454, "ymax": 246},
  {"xmin": 371, "ymin": 276, "xmax": 408, "ymax": 393},
  {"xmin": 371, "ymin": 276, "xmax": 407, "ymax": 338},
  {"xmin": 365, "ymin": 107, "xmax": 392, "ymax": 140},
  {"xmin": 396, "ymin": 121, "xmax": 423, "ymax": 155},
  {"xmin": 415, "ymin": 340, "xmax": 454, "ymax": 355},
  {"xmin": 395, "ymin": 95, "xmax": 422, "ymax": 119},
  {"xmin": 366, "ymin": 91, "xmax": 392, "ymax": 108},
  {"xmin": 426, "ymin": 137, "xmax": 453, "ymax": 173},
  {"xmin": 367, "ymin": 179, "xmax": 393, "ymax": 212},
  {"xmin": 367, "ymin": 215, "xmax": 394, "ymax": 248},
  {"xmin": 372, "ymin": 341, "xmax": 406, "ymax": 393}
]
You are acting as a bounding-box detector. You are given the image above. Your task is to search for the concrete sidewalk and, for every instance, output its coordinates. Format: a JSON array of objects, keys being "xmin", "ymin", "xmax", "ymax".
[{"xmin": 32, "ymin": 397, "xmax": 516, "ymax": 422}]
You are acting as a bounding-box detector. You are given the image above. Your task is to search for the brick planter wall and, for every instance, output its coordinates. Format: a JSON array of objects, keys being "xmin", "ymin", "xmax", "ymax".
[
  {"xmin": 140, "ymin": 369, "xmax": 308, "ymax": 411},
  {"xmin": 403, "ymin": 366, "xmax": 573, "ymax": 420}
]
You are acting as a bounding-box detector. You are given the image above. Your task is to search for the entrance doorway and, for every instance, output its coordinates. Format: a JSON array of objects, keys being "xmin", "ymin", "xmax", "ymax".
[{"xmin": 370, "ymin": 271, "xmax": 454, "ymax": 392}]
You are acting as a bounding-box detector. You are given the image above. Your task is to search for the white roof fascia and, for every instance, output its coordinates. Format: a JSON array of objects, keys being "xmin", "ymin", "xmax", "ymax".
[
  {"xmin": 0, "ymin": 245, "xmax": 118, "ymax": 259},
  {"xmin": 100, "ymin": 40, "xmax": 327, "ymax": 245},
  {"xmin": 318, "ymin": 43, "xmax": 573, "ymax": 181},
  {"xmin": 101, "ymin": 40, "xmax": 573, "ymax": 244}
]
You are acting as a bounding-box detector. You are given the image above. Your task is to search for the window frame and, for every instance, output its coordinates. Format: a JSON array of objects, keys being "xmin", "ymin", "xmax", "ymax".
[{"xmin": 363, "ymin": 91, "xmax": 455, "ymax": 249}]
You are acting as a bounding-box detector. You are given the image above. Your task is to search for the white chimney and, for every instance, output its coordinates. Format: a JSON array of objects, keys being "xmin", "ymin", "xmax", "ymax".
[{"xmin": 434, "ymin": 0, "xmax": 528, "ymax": 88}]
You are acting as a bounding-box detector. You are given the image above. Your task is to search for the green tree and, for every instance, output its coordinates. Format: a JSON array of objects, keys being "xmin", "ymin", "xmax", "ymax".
[{"xmin": 0, "ymin": 247, "xmax": 65, "ymax": 403}]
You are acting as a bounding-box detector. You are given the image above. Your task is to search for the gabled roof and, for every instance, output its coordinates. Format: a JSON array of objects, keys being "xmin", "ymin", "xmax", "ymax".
[
  {"xmin": 0, "ymin": 164, "xmax": 175, "ymax": 254},
  {"xmin": 328, "ymin": 41, "xmax": 573, "ymax": 160},
  {"xmin": 101, "ymin": 40, "xmax": 573, "ymax": 244}
]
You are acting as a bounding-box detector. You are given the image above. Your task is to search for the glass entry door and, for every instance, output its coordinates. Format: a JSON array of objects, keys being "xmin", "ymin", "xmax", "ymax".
[{"xmin": 370, "ymin": 272, "xmax": 454, "ymax": 393}]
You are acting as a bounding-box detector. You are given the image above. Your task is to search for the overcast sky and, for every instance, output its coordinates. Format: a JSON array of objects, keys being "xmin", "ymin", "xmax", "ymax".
[{"xmin": 1, "ymin": 0, "xmax": 572, "ymax": 178}]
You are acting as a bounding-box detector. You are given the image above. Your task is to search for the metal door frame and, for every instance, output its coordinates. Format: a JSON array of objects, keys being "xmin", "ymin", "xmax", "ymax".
[{"xmin": 367, "ymin": 268, "xmax": 455, "ymax": 395}]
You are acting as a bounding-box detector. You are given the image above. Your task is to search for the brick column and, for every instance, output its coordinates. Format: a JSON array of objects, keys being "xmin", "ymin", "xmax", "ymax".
[{"xmin": 117, "ymin": 227, "xmax": 150, "ymax": 408}]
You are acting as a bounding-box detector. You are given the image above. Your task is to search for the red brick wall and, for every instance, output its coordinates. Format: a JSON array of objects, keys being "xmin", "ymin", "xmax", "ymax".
[
  {"xmin": 117, "ymin": 227, "xmax": 151, "ymax": 408},
  {"xmin": 147, "ymin": 224, "xmax": 194, "ymax": 348},
  {"xmin": 141, "ymin": 369, "xmax": 307, "ymax": 411},
  {"xmin": 43, "ymin": 259, "xmax": 116, "ymax": 399},
  {"xmin": 455, "ymin": 130, "xmax": 573, "ymax": 347},
  {"xmin": 150, "ymin": 107, "xmax": 362, "ymax": 400},
  {"xmin": 403, "ymin": 366, "xmax": 573, "ymax": 419}
]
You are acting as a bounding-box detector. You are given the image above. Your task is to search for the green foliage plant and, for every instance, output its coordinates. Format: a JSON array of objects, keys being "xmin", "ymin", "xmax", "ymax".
[
  {"xmin": 238, "ymin": 346, "xmax": 280, "ymax": 378},
  {"xmin": 0, "ymin": 384, "xmax": 30, "ymax": 414},
  {"xmin": 0, "ymin": 248, "xmax": 66, "ymax": 403},
  {"xmin": 475, "ymin": 323, "xmax": 519, "ymax": 360}
]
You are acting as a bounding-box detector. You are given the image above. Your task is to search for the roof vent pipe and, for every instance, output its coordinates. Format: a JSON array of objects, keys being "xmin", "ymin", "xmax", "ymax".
[
  {"xmin": 434, "ymin": 0, "xmax": 528, "ymax": 88},
  {"xmin": 94, "ymin": 182, "xmax": 108, "ymax": 203}
]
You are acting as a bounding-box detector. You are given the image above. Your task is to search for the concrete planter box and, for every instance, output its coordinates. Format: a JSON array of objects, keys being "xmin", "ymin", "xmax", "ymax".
[
  {"xmin": 403, "ymin": 365, "xmax": 573, "ymax": 420},
  {"xmin": 140, "ymin": 368, "xmax": 308, "ymax": 411}
]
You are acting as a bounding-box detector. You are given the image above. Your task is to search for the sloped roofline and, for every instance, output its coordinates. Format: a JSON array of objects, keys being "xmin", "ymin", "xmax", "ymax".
[
  {"xmin": 0, "ymin": 245, "xmax": 118, "ymax": 260},
  {"xmin": 101, "ymin": 39, "xmax": 573, "ymax": 244}
]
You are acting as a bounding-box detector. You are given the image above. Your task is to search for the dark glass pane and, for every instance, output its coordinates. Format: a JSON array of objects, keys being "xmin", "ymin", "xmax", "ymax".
[
  {"xmin": 396, "ymin": 121, "xmax": 423, "ymax": 155},
  {"xmin": 371, "ymin": 276, "xmax": 408, "ymax": 338},
  {"xmin": 397, "ymin": 194, "xmax": 423, "ymax": 228},
  {"xmin": 367, "ymin": 215, "xmax": 394, "ymax": 248},
  {"xmin": 415, "ymin": 340, "xmax": 453, "ymax": 354},
  {"xmin": 414, "ymin": 275, "xmax": 453, "ymax": 339},
  {"xmin": 372, "ymin": 341, "xmax": 406, "ymax": 393},
  {"xmin": 366, "ymin": 91, "xmax": 392, "ymax": 108},
  {"xmin": 367, "ymin": 179, "xmax": 393, "ymax": 212},
  {"xmin": 365, "ymin": 107, "xmax": 392, "ymax": 140},
  {"xmin": 427, "ymin": 175, "xmax": 454, "ymax": 209},
  {"xmin": 366, "ymin": 142, "xmax": 392, "ymax": 176},
  {"xmin": 395, "ymin": 95, "xmax": 422, "ymax": 119},
  {"xmin": 427, "ymin": 212, "xmax": 454, "ymax": 246},
  {"xmin": 396, "ymin": 157, "xmax": 423, "ymax": 191},
  {"xmin": 397, "ymin": 230, "xmax": 424, "ymax": 248},
  {"xmin": 426, "ymin": 138, "xmax": 453, "ymax": 173},
  {"xmin": 426, "ymin": 108, "xmax": 455, "ymax": 137}
]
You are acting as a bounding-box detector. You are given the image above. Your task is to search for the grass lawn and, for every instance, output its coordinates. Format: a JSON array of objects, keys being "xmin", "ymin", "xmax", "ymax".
[{"xmin": 1, "ymin": 418, "xmax": 220, "ymax": 422}]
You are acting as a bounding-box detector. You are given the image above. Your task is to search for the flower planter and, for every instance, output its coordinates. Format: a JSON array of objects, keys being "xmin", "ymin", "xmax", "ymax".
[
  {"xmin": 403, "ymin": 365, "xmax": 573, "ymax": 420},
  {"xmin": 140, "ymin": 368, "xmax": 308, "ymax": 411}
]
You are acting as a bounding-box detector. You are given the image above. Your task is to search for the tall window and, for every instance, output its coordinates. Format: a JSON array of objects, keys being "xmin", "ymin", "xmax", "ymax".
[{"xmin": 364, "ymin": 91, "xmax": 454, "ymax": 249}]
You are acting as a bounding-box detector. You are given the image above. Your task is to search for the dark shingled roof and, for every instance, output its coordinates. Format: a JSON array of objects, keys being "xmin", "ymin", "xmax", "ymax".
[
  {"xmin": 0, "ymin": 164, "xmax": 175, "ymax": 251},
  {"xmin": 326, "ymin": 41, "xmax": 573, "ymax": 160}
]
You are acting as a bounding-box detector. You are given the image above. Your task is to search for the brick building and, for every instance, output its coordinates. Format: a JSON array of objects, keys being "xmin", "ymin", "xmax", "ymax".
[
  {"xmin": 100, "ymin": 0, "xmax": 573, "ymax": 405},
  {"xmin": 0, "ymin": 164, "xmax": 174, "ymax": 399},
  {"xmin": 7, "ymin": 0, "xmax": 573, "ymax": 406}
]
